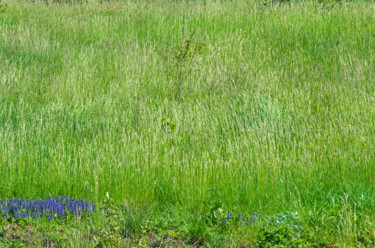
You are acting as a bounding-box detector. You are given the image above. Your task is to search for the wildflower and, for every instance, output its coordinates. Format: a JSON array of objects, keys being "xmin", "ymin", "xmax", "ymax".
[{"xmin": 0, "ymin": 196, "xmax": 95, "ymax": 221}]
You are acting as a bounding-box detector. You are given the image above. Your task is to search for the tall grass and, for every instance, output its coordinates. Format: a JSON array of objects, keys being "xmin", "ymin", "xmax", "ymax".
[{"xmin": 0, "ymin": 0, "xmax": 374, "ymax": 244}]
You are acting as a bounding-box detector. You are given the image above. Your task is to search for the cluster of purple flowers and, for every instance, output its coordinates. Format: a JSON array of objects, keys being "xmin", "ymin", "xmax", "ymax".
[
  {"xmin": 0, "ymin": 196, "xmax": 96, "ymax": 221},
  {"xmin": 224, "ymin": 211, "xmax": 259, "ymax": 226}
]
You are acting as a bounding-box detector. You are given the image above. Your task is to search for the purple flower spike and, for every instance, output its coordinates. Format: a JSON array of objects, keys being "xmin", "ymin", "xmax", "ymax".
[{"xmin": 0, "ymin": 196, "xmax": 96, "ymax": 221}]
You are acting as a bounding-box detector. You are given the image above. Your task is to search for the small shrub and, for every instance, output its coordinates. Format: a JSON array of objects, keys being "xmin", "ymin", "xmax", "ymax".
[
  {"xmin": 0, "ymin": 3, "xmax": 7, "ymax": 13},
  {"xmin": 156, "ymin": 30, "xmax": 205, "ymax": 100},
  {"xmin": 263, "ymin": 0, "xmax": 290, "ymax": 7},
  {"xmin": 35, "ymin": 0, "xmax": 88, "ymax": 5},
  {"xmin": 318, "ymin": 0, "xmax": 342, "ymax": 10}
]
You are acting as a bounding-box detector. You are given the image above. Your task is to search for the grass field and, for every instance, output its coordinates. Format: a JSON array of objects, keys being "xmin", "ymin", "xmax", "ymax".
[{"xmin": 0, "ymin": 0, "xmax": 375, "ymax": 246}]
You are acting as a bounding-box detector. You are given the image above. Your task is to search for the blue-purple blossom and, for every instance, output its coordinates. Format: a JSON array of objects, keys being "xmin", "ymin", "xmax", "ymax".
[
  {"xmin": 0, "ymin": 196, "xmax": 95, "ymax": 221},
  {"xmin": 224, "ymin": 211, "xmax": 259, "ymax": 226}
]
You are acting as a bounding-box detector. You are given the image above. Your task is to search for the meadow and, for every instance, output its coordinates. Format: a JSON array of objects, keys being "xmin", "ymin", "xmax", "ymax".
[{"xmin": 0, "ymin": 0, "xmax": 375, "ymax": 246}]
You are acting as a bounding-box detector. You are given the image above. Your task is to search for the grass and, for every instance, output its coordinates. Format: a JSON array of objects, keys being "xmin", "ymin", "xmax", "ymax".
[{"xmin": 0, "ymin": 0, "xmax": 375, "ymax": 246}]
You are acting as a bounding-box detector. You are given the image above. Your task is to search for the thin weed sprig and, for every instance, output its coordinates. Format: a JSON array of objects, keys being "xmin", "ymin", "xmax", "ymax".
[{"xmin": 156, "ymin": 30, "xmax": 205, "ymax": 100}]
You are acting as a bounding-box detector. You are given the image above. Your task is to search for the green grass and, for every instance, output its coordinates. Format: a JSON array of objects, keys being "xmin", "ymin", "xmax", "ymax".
[{"xmin": 0, "ymin": 0, "xmax": 375, "ymax": 246}]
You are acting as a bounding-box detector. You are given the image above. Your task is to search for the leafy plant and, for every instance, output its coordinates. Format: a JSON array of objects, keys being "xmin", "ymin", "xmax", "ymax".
[
  {"xmin": 94, "ymin": 193, "xmax": 122, "ymax": 247},
  {"xmin": 255, "ymin": 212, "xmax": 324, "ymax": 248},
  {"xmin": 263, "ymin": 0, "xmax": 290, "ymax": 7},
  {"xmin": 318, "ymin": 0, "xmax": 342, "ymax": 10},
  {"xmin": 35, "ymin": 0, "xmax": 88, "ymax": 4},
  {"xmin": 0, "ymin": 3, "xmax": 7, "ymax": 13},
  {"xmin": 157, "ymin": 31, "xmax": 205, "ymax": 100},
  {"xmin": 160, "ymin": 116, "xmax": 176, "ymax": 132}
]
